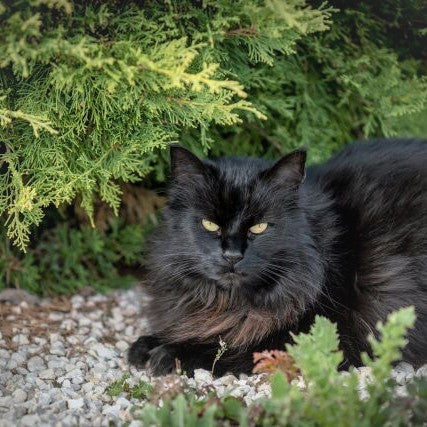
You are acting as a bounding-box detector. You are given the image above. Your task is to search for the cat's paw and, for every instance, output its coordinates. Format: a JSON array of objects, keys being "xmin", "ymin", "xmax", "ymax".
[
  {"xmin": 147, "ymin": 345, "xmax": 177, "ymax": 376},
  {"xmin": 128, "ymin": 335, "xmax": 161, "ymax": 369}
]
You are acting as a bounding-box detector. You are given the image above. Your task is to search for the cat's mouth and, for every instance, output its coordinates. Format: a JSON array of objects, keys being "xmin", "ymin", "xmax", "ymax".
[{"xmin": 216, "ymin": 271, "xmax": 244, "ymax": 288}]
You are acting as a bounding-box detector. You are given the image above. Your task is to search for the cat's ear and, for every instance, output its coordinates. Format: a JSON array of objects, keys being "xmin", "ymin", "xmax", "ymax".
[
  {"xmin": 170, "ymin": 145, "xmax": 206, "ymax": 179},
  {"xmin": 262, "ymin": 149, "xmax": 306, "ymax": 188}
]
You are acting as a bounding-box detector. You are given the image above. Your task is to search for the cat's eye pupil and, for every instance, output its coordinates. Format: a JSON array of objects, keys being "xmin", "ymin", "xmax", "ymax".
[
  {"xmin": 249, "ymin": 222, "xmax": 268, "ymax": 234},
  {"xmin": 202, "ymin": 219, "xmax": 220, "ymax": 232}
]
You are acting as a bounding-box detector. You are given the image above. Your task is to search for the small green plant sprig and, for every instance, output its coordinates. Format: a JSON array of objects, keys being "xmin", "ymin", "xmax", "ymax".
[{"xmin": 106, "ymin": 374, "xmax": 154, "ymax": 400}]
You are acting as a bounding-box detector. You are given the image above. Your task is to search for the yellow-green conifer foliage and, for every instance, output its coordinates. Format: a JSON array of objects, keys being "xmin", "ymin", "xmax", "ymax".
[{"xmin": 0, "ymin": 0, "xmax": 426, "ymax": 252}]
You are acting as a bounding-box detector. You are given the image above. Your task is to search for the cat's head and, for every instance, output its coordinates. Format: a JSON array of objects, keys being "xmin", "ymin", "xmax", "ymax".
[{"xmin": 148, "ymin": 146, "xmax": 324, "ymax": 314}]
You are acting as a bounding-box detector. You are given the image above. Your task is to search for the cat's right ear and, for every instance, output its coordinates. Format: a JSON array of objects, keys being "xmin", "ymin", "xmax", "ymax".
[
  {"xmin": 170, "ymin": 145, "xmax": 206, "ymax": 180},
  {"xmin": 261, "ymin": 149, "xmax": 307, "ymax": 189}
]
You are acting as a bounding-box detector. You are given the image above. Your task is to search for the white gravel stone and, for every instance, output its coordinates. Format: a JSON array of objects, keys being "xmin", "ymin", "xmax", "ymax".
[
  {"xmin": 71, "ymin": 295, "xmax": 85, "ymax": 307},
  {"xmin": 12, "ymin": 388, "xmax": 27, "ymax": 404},
  {"xmin": 114, "ymin": 322, "xmax": 126, "ymax": 332},
  {"xmin": 124, "ymin": 326, "xmax": 134, "ymax": 336},
  {"xmin": 115, "ymin": 340, "xmax": 129, "ymax": 352},
  {"xmin": 0, "ymin": 396, "xmax": 12, "ymax": 408},
  {"xmin": 50, "ymin": 342, "xmax": 66, "ymax": 356},
  {"xmin": 37, "ymin": 392, "xmax": 52, "ymax": 406},
  {"xmin": 39, "ymin": 369, "xmax": 55, "ymax": 380},
  {"xmin": 230, "ymin": 384, "xmax": 251, "ymax": 398},
  {"xmin": 78, "ymin": 317, "xmax": 92, "ymax": 327},
  {"xmin": 67, "ymin": 398, "xmax": 85, "ymax": 410},
  {"xmin": 27, "ymin": 356, "xmax": 46, "ymax": 372},
  {"xmin": 47, "ymin": 357, "xmax": 66, "ymax": 369},
  {"xmin": 20, "ymin": 415, "xmax": 41, "ymax": 426},
  {"xmin": 48, "ymin": 312, "xmax": 65, "ymax": 321},
  {"xmin": 415, "ymin": 365, "xmax": 427, "ymax": 378},
  {"xmin": 194, "ymin": 369, "xmax": 213, "ymax": 385},
  {"xmin": 7, "ymin": 352, "xmax": 26, "ymax": 370},
  {"xmin": 392, "ymin": 362, "xmax": 415, "ymax": 385},
  {"xmin": 122, "ymin": 306, "xmax": 138, "ymax": 317},
  {"xmin": 93, "ymin": 344, "xmax": 116, "ymax": 360},
  {"xmin": 12, "ymin": 334, "xmax": 29, "ymax": 345},
  {"xmin": 116, "ymin": 397, "xmax": 131, "ymax": 408},
  {"xmin": 49, "ymin": 333, "xmax": 63, "ymax": 343},
  {"xmin": 33, "ymin": 337, "xmax": 47, "ymax": 346},
  {"xmin": 218, "ymin": 374, "xmax": 237, "ymax": 386}
]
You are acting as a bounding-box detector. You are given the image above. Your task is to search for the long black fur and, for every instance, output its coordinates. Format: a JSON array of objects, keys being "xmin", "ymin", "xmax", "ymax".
[{"xmin": 129, "ymin": 138, "xmax": 427, "ymax": 376}]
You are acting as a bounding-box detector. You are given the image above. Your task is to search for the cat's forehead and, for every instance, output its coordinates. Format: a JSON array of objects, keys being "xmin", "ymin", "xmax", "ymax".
[
  {"xmin": 212, "ymin": 156, "xmax": 271, "ymax": 185},
  {"xmin": 203, "ymin": 157, "xmax": 273, "ymax": 223}
]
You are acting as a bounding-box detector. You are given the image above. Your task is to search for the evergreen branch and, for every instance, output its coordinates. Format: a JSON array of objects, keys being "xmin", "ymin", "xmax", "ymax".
[
  {"xmin": 0, "ymin": 108, "xmax": 57, "ymax": 137},
  {"xmin": 0, "ymin": 0, "xmax": 425, "ymax": 251}
]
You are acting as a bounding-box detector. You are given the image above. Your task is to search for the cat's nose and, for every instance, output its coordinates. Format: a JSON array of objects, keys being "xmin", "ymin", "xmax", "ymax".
[{"xmin": 222, "ymin": 250, "xmax": 243, "ymax": 265}]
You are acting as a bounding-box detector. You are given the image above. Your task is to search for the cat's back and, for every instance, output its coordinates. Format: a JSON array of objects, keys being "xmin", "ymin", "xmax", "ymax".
[
  {"xmin": 309, "ymin": 138, "xmax": 427, "ymax": 251},
  {"xmin": 309, "ymin": 138, "xmax": 427, "ymax": 366},
  {"xmin": 310, "ymin": 138, "xmax": 426, "ymax": 181},
  {"xmin": 309, "ymin": 138, "xmax": 427, "ymax": 214}
]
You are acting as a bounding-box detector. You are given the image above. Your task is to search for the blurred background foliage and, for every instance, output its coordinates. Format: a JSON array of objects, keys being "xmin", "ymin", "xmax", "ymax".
[{"xmin": 0, "ymin": 0, "xmax": 425, "ymax": 295}]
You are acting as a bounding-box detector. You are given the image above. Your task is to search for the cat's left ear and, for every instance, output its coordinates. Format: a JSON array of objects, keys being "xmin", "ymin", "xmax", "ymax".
[
  {"xmin": 262, "ymin": 149, "xmax": 306, "ymax": 188},
  {"xmin": 170, "ymin": 145, "xmax": 206, "ymax": 180}
]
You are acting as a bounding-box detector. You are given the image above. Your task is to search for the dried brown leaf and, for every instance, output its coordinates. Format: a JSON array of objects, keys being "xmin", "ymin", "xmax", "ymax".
[{"xmin": 253, "ymin": 349, "xmax": 299, "ymax": 381}]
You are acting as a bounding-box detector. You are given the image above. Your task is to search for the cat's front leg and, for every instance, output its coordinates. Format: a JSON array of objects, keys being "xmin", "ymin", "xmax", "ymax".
[
  {"xmin": 128, "ymin": 336, "xmax": 257, "ymax": 376},
  {"xmin": 128, "ymin": 335, "xmax": 163, "ymax": 369},
  {"xmin": 128, "ymin": 336, "xmax": 221, "ymax": 376},
  {"xmin": 128, "ymin": 336, "xmax": 188, "ymax": 376}
]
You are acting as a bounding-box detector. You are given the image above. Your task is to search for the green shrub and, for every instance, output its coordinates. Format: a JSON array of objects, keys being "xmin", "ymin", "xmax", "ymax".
[
  {"xmin": 0, "ymin": 217, "xmax": 150, "ymax": 295},
  {"xmin": 137, "ymin": 307, "xmax": 427, "ymax": 426},
  {"xmin": 1, "ymin": 0, "xmax": 426, "ymax": 253}
]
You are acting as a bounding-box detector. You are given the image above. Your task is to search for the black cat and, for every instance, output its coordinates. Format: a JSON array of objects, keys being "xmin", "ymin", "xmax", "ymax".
[{"xmin": 128, "ymin": 138, "xmax": 427, "ymax": 376}]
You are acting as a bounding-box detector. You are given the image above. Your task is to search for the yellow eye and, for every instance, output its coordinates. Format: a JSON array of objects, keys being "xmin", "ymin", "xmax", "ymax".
[
  {"xmin": 202, "ymin": 219, "xmax": 220, "ymax": 232},
  {"xmin": 249, "ymin": 223, "xmax": 268, "ymax": 234}
]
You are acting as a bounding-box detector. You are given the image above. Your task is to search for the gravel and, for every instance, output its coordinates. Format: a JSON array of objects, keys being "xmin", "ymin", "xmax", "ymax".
[{"xmin": 0, "ymin": 286, "xmax": 425, "ymax": 426}]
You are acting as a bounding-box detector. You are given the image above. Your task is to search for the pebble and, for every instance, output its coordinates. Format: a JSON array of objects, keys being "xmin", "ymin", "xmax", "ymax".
[
  {"xmin": 67, "ymin": 398, "xmax": 85, "ymax": 410},
  {"xmin": 124, "ymin": 326, "xmax": 134, "ymax": 336},
  {"xmin": 20, "ymin": 415, "xmax": 41, "ymax": 426},
  {"xmin": 93, "ymin": 344, "xmax": 116, "ymax": 360},
  {"xmin": 115, "ymin": 340, "xmax": 129, "ymax": 352},
  {"xmin": 49, "ymin": 312, "xmax": 64, "ymax": 322},
  {"xmin": 27, "ymin": 356, "xmax": 46, "ymax": 372},
  {"xmin": 39, "ymin": 369, "xmax": 55, "ymax": 380},
  {"xmin": 50, "ymin": 342, "xmax": 66, "ymax": 356},
  {"xmin": 12, "ymin": 334, "xmax": 29, "ymax": 345},
  {"xmin": 392, "ymin": 362, "xmax": 415, "ymax": 385},
  {"xmin": 12, "ymin": 389, "xmax": 27, "ymax": 403},
  {"xmin": 194, "ymin": 369, "xmax": 213, "ymax": 385},
  {"xmin": 415, "ymin": 365, "xmax": 427, "ymax": 378},
  {"xmin": 0, "ymin": 286, "xmax": 424, "ymax": 427},
  {"xmin": 116, "ymin": 397, "xmax": 131, "ymax": 408},
  {"xmin": 7, "ymin": 352, "xmax": 27, "ymax": 370},
  {"xmin": 0, "ymin": 396, "xmax": 12, "ymax": 408}
]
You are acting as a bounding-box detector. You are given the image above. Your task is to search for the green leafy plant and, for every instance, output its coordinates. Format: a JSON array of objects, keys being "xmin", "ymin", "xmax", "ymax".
[
  {"xmin": 106, "ymin": 374, "xmax": 154, "ymax": 400},
  {"xmin": 137, "ymin": 307, "xmax": 427, "ymax": 426}
]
